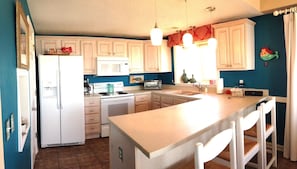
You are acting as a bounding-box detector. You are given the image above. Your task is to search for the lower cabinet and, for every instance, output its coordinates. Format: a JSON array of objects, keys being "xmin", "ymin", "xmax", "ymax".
[
  {"xmin": 135, "ymin": 93, "xmax": 151, "ymax": 112},
  {"xmin": 151, "ymin": 93, "xmax": 161, "ymax": 110},
  {"xmin": 84, "ymin": 96, "xmax": 101, "ymax": 139}
]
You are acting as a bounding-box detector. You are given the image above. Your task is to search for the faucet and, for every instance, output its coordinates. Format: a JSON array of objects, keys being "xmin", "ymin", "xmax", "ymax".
[{"xmin": 193, "ymin": 82, "xmax": 208, "ymax": 92}]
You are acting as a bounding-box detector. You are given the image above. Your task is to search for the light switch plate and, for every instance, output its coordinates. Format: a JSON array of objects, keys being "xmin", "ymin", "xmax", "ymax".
[
  {"xmin": 6, "ymin": 119, "xmax": 10, "ymax": 141},
  {"xmin": 10, "ymin": 113, "xmax": 14, "ymax": 132}
]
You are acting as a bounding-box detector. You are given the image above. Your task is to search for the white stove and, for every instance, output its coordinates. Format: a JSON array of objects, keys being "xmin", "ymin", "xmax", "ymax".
[{"xmin": 93, "ymin": 82, "xmax": 134, "ymax": 137}]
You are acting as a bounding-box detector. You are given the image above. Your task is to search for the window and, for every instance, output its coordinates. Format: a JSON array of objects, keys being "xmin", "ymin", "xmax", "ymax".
[{"xmin": 173, "ymin": 41, "xmax": 217, "ymax": 85}]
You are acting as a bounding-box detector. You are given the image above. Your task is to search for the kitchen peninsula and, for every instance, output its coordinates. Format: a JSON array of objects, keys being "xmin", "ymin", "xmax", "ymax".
[{"xmin": 109, "ymin": 93, "xmax": 268, "ymax": 169}]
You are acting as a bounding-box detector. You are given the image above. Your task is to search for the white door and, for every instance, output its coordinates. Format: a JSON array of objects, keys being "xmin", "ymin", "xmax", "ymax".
[
  {"xmin": 39, "ymin": 55, "xmax": 61, "ymax": 147},
  {"xmin": 59, "ymin": 56, "xmax": 85, "ymax": 144}
]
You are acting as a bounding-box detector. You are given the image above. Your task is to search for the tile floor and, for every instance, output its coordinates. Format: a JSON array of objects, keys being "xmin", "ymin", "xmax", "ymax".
[
  {"xmin": 34, "ymin": 138, "xmax": 109, "ymax": 169},
  {"xmin": 34, "ymin": 137, "xmax": 297, "ymax": 169}
]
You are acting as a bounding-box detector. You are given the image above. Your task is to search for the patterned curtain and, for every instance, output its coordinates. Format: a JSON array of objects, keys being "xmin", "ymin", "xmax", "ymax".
[{"xmin": 167, "ymin": 24, "xmax": 212, "ymax": 47}]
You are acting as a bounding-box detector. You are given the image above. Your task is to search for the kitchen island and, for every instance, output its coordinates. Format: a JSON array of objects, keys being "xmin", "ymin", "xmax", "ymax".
[{"xmin": 109, "ymin": 93, "xmax": 268, "ymax": 169}]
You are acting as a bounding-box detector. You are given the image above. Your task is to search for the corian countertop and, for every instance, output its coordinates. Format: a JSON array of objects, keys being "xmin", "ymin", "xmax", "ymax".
[{"xmin": 109, "ymin": 93, "xmax": 267, "ymax": 159}]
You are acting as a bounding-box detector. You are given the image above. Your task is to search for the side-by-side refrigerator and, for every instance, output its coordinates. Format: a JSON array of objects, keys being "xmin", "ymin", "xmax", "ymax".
[{"xmin": 38, "ymin": 55, "xmax": 85, "ymax": 148}]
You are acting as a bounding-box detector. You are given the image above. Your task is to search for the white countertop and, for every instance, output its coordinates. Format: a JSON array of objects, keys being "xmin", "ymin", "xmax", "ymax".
[{"xmin": 109, "ymin": 93, "xmax": 267, "ymax": 158}]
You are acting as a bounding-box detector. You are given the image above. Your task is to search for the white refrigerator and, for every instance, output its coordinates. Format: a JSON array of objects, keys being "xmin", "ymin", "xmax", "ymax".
[{"xmin": 38, "ymin": 55, "xmax": 85, "ymax": 148}]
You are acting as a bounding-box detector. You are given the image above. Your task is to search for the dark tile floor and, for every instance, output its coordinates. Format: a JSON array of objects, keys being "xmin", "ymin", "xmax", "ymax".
[
  {"xmin": 34, "ymin": 137, "xmax": 297, "ymax": 169},
  {"xmin": 34, "ymin": 138, "xmax": 109, "ymax": 169}
]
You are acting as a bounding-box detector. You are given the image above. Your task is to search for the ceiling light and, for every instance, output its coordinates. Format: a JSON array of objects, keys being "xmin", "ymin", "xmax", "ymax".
[
  {"xmin": 150, "ymin": 0, "xmax": 163, "ymax": 46},
  {"xmin": 150, "ymin": 22, "xmax": 163, "ymax": 46},
  {"xmin": 182, "ymin": 0, "xmax": 193, "ymax": 48},
  {"xmin": 206, "ymin": 6, "xmax": 217, "ymax": 49}
]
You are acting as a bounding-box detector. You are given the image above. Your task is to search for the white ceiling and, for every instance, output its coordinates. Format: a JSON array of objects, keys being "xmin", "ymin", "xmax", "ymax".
[{"xmin": 27, "ymin": 0, "xmax": 263, "ymax": 38}]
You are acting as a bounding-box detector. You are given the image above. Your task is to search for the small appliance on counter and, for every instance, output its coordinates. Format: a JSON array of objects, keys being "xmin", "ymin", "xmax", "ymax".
[
  {"xmin": 144, "ymin": 80, "xmax": 162, "ymax": 90},
  {"xmin": 84, "ymin": 79, "xmax": 92, "ymax": 94}
]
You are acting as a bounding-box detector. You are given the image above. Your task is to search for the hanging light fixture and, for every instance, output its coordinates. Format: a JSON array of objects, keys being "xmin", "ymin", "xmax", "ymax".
[
  {"xmin": 182, "ymin": 0, "xmax": 193, "ymax": 48},
  {"xmin": 150, "ymin": 0, "xmax": 163, "ymax": 46},
  {"xmin": 206, "ymin": 6, "xmax": 217, "ymax": 49}
]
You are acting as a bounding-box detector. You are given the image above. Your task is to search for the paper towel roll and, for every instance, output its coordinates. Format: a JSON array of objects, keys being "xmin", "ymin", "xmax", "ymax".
[{"xmin": 216, "ymin": 78, "xmax": 224, "ymax": 94}]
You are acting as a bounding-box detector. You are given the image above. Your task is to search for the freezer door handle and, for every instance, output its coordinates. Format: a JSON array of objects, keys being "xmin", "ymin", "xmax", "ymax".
[{"xmin": 56, "ymin": 70, "xmax": 61, "ymax": 109}]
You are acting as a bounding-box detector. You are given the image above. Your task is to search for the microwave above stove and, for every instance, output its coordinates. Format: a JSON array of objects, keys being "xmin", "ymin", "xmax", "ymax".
[
  {"xmin": 144, "ymin": 80, "xmax": 162, "ymax": 90},
  {"xmin": 96, "ymin": 56, "xmax": 129, "ymax": 76}
]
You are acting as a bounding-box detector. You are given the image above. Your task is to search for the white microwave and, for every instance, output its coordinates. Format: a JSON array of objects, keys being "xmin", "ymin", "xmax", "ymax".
[{"xmin": 96, "ymin": 56, "xmax": 129, "ymax": 76}]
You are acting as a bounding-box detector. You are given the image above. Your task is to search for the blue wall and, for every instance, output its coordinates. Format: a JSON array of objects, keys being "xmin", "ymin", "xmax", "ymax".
[
  {"xmin": 0, "ymin": 0, "xmax": 31, "ymax": 168},
  {"xmin": 221, "ymin": 14, "xmax": 287, "ymax": 145}
]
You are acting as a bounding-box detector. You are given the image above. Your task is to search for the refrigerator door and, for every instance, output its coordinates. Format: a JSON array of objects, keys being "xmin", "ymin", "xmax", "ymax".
[
  {"xmin": 59, "ymin": 56, "xmax": 85, "ymax": 144},
  {"xmin": 39, "ymin": 55, "xmax": 61, "ymax": 147}
]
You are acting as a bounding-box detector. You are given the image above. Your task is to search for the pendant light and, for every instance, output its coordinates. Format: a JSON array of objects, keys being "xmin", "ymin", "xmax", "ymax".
[
  {"xmin": 182, "ymin": 0, "xmax": 193, "ymax": 48},
  {"xmin": 150, "ymin": 0, "xmax": 163, "ymax": 46},
  {"xmin": 206, "ymin": 6, "xmax": 217, "ymax": 49}
]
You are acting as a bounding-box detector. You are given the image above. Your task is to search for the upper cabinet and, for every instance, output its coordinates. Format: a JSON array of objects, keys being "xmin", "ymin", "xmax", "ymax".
[
  {"xmin": 96, "ymin": 38, "xmax": 127, "ymax": 56},
  {"xmin": 213, "ymin": 19, "xmax": 255, "ymax": 70},
  {"xmin": 36, "ymin": 36, "xmax": 80, "ymax": 56},
  {"xmin": 127, "ymin": 40, "xmax": 144, "ymax": 73},
  {"xmin": 81, "ymin": 40, "xmax": 97, "ymax": 74},
  {"xmin": 36, "ymin": 36, "xmax": 173, "ymax": 75},
  {"xmin": 144, "ymin": 40, "xmax": 172, "ymax": 73}
]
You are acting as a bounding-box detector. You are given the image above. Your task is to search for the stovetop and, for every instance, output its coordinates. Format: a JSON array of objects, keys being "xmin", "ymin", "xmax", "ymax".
[{"xmin": 93, "ymin": 82, "xmax": 134, "ymax": 98}]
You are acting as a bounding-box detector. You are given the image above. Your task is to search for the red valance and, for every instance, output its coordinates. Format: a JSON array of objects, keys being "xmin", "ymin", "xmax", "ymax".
[{"xmin": 167, "ymin": 24, "xmax": 213, "ymax": 47}]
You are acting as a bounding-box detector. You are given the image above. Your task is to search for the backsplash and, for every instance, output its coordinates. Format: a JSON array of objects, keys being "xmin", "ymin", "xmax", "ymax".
[{"xmin": 84, "ymin": 72, "xmax": 174, "ymax": 86}]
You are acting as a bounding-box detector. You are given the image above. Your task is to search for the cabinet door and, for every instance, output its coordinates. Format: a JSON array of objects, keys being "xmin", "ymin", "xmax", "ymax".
[
  {"xmin": 215, "ymin": 27, "xmax": 230, "ymax": 69},
  {"xmin": 128, "ymin": 42, "xmax": 144, "ymax": 73},
  {"xmin": 40, "ymin": 39, "xmax": 61, "ymax": 55},
  {"xmin": 61, "ymin": 39, "xmax": 81, "ymax": 55},
  {"xmin": 229, "ymin": 24, "xmax": 245, "ymax": 69},
  {"xmin": 144, "ymin": 43, "xmax": 160, "ymax": 72},
  {"xmin": 113, "ymin": 41, "xmax": 127, "ymax": 56},
  {"xmin": 97, "ymin": 40, "xmax": 113, "ymax": 56},
  {"xmin": 81, "ymin": 40, "xmax": 97, "ymax": 74},
  {"xmin": 159, "ymin": 40, "xmax": 172, "ymax": 72}
]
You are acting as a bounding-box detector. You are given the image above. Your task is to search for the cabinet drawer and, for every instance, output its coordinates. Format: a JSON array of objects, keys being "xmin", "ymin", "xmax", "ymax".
[
  {"xmin": 85, "ymin": 106, "xmax": 100, "ymax": 115},
  {"xmin": 152, "ymin": 94, "xmax": 161, "ymax": 102},
  {"xmin": 152, "ymin": 102, "xmax": 161, "ymax": 109},
  {"xmin": 84, "ymin": 97, "xmax": 100, "ymax": 106},
  {"xmin": 135, "ymin": 104, "xmax": 150, "ymax": 113},
  {"xmin": 161, "ymin": 96, "xmax": 173, "ymax": 104},
  {"xmin": 85, "ymin": 114, "xmax": 100, "ymax": 124},
  {"xmin": 85, "ymin": 124, "xmax": 100, "ymax": 134},
  {"xmin": 173, "ymin": 98, "xmax": 188, "ymax": 105},
  {"xmin": 135, "ymin": 94, "xmax": 150, "ymax": 102}
]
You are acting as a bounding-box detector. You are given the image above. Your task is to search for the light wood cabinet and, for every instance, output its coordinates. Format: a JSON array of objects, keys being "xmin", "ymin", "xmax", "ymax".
[
  {"xmin": 97, "ymin": 38, "xmax": 127, "ymax": 56},
  {"xmin": 36, "ymin": 37, "xmax": 60, "ymax": 55},
  {"xmin": 36, "ymin": 36, "xmax": 80, "ymax": 56},
  {"xmin": 81, "ymin": 40, "xmax": 97, "ymax": 74},
  {"xmin": 84, "ymin": 96, "xmax": 100, "ymax": 139},
  {"xmin": 144, "ymin": 40, "xmax": 172, "ymax": 73},
  {"xmin": 135, "ymin": 93, "xmax": 151, "ymax": 112},
  {"xmin": 61, "ymin": 39, "xmax": 80, "ymax": 55},
  {"xmin": 128, "ymin": 41, "xmax": 144, "ymax": 73},
  {"xmin": 151, "ymin": 93, "xmax": 161, "ymax": 110},
  {"xmin": 161, "ymin": 95, "xmax": 174, "ymax": 108},
  {"xmin": 213, "ymin": 18, "xmax": 255, "ymax": 70}
]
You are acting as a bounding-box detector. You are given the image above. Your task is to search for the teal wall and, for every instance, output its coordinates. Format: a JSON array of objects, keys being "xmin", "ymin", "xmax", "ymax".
[
  {"xmin": 220, "ymin": 14, "xmax": 287, "ymax": 145},
  {"xmin": 0, "ymin": 0, "xmax": 31, "ymax": 168}
]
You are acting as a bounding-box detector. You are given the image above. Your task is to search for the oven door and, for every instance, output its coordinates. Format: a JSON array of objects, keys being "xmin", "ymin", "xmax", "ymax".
[{"xmin": 101, "ymin": 96, "xmax": 135, "ymax": 125}]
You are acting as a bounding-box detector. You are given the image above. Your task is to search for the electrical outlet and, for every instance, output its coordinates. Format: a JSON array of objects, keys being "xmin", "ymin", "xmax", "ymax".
[
  {"xmin": 10, "ymin": 113, "xmax": 14, "ymax": 132},
  {"xmin": 6, "ymin": 119, "xmax": 11, "ymax": 141}
]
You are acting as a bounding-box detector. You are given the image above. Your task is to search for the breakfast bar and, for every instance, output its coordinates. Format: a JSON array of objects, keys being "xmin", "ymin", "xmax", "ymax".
[{"xmin": 109, "ymin": 93, "xmax": 268, "ymax": 169}]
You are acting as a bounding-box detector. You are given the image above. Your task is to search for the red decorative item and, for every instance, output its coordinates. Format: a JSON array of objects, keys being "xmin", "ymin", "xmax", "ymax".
[
  {"xmin": 167, "ymin": 24, "xmax": 212, "ymax": 47},
  {"xmin": 61, "ymin": 47, "xmax": 72, "ymax": 54}
]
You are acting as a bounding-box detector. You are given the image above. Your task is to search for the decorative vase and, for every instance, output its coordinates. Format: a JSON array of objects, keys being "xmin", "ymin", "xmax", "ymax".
[
  {"xmin": 181, "ymin": 69, "xmax": 188, "ymax": 83},
  {"xmin": 189, "ymin": 74, "xmax": 197, "ymax": 83}
]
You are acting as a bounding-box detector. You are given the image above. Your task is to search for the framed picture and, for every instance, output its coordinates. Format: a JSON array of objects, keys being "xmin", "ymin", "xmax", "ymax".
[{"xmin": 16, "ymin": 0, "xmax": 29, "ymax": 70}]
